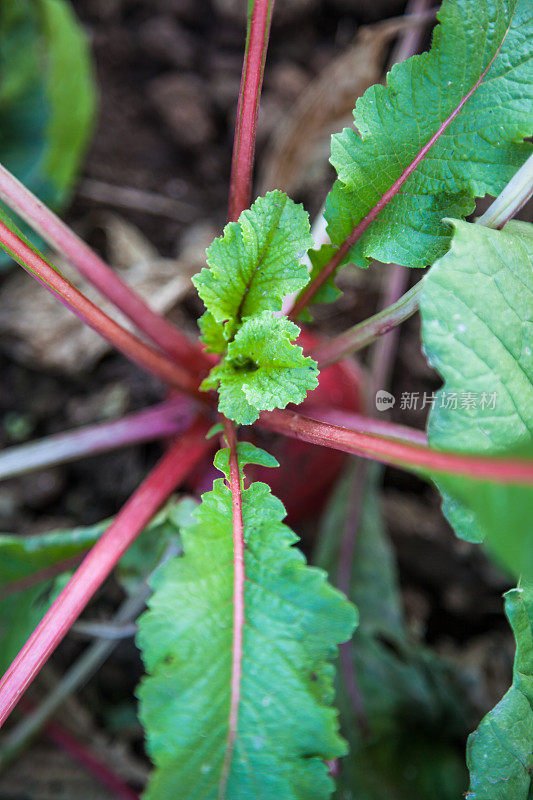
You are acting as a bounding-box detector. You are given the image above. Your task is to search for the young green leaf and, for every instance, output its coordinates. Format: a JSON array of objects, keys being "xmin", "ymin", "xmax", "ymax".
[
  {"xmin": 296, "ymin": 244, "xmax": 342, "ymax": 321},
  {"xmin": 137, "ymin": 452, "xmax": 357, "ymax": 800},
  {"xmin": 214, "ymin": 441, "xmax": 279, "ymax": 481},
  {"xmin": 0, "ymin": 0, "xmax": 96, "ymax": 269},
  {"xmin": 194, "ymin": 190, "xmax": 313, "ymax": 343},
  {"xmin": 324, "ymin": 0, "xmax": 532, "ymax": 272},
  {"xmin": 466, "ymin": 586, "xmax": 533, "ymax": 800},
  {"xmin": 420, "ymin": 219, "xmax": 533, "ymax": 577},
  {"xmin": 203, "ymin": 312, "xmax": 319, "ymax": 424}
]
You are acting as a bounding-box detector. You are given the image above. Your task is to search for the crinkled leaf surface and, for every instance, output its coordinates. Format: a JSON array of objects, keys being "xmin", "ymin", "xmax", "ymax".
[
  {"xmin": 324, "ymin": 0, "xmax": 532, "ymax": 272},
  {"xmin": 0, "ymin": 0, "xmax": 96, "ymax": 269},
  {"xmin": 466, "ymin": 586, "xmax": 533, "ymax": 799},
  {"xmin": 204, "ymin": 312, "xmax": 319, "ymax": 424},
  {"xmin": 420, "ymin": 219, "xmax": 533, "ymax": 578},
  {"xmin": 137, "ymin": 450, "xmax": 357, "ymax": 800},
  {"xmin": 193, "ymin": 191, "xmax": 313, "ymax": 346}
]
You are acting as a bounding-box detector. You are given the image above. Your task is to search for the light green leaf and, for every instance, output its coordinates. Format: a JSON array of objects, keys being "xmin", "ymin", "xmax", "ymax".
[
  {"xmin": 296, "ymin": 244, "xmax": 343, "ymax": 321},
  {"xmin": 204, "ymin": 312, "xmax": 319, "ymax": 425},
  {"xmin": 199, "ymin": 310, "xmax": 228, "ymax": 354},
  {"xmin": 466, "ymin": 586, "xmax": 533, "ymax": 799},
  {"xmin": 420, "ymin": 219, "xmax": 533, "ymax": 577},
  {"xmin": 325, "ymin": 0, "xmax": 532, "ymax": 272},
  {"xmin": 0, "ymin": 0, "xmax": 96, "ymax": 269},
  {"xmin": 214, "ymin": 441, "xmax": 279, "ymax": 480},
  {"xmin": 193, "ymin": 190, "xmax": 313, "ymax": 341},
  {"xmin": 137, "ymin": 469, "xmax": 357, "ymax": 800}
]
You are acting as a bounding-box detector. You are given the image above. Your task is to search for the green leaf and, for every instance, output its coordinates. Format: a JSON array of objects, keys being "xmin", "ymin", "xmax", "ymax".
[
  {"xmin": 296, "ymin": 245, "xmax": 343, "ymax": 321},
  {"xmin": 0, "ymin": 520, "xmax": 105, "ymax": 673},
  {"xmin": 137, "ymin": 462, "xmax": 357, "ymax": 800},
  {"xmin": 0, "ymin": 501, "xmax": 186, "ymax": 671},
  {"xmin": 214, "ymin": 441, "xmax": 279, "ymax": 481},
  {"xmin": 199, "ymin": 310, "xmax": 228, "ymax": 355},
  {"xmin": 204, "ymin": 312, "xmax": 319, "ymax": 425},
  {"xmin": 193, "ymin": 190, "xmax": 313, "ymax": 342},
  {"xmin": 466, "ymin": 585, "xmax": 533, "ymax": 799},
  {"xmin": 420, "ymin": 219, "xmax": 533, "ymax": 577},
  {"xmin": 0, "ymin": 0, "xmax": 96, "ymax": 269},
  {"xmin": 314, "ymin": 465, "xmax": 471, "ymax": 800},
  {"xmin": 324, "ymin": 0, "xmax": 532, "ymax": 273}
]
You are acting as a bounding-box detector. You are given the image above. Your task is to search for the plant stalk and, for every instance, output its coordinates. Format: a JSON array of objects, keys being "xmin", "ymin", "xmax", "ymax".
[
  {"xmin": 0, "ymin": 220, "xmax": 202, "ymax": 399},
  {"xmin": 0, "ymin": 417, "xmax": 212, "ymax": 728},
  {"xmin": 0, "ymin": 548, "xmax": 178, "ymax": 771},
  {"xmin": 0, "ymin": 164, "xmax": 206, "ymax": 372},
  {"xmin": 43, "ymin": 719, "xmax": 139, "ymax": 800},
  {"xmin": 0, "ymin": 399, "xmax": 196, "ymax": 481},
  {"xmin": 228, "ymin": 0, "xmax": 275, "ymax": 221},
  {"xmin": 311, "ymin": 283, "xmax": 422, "ymax": 368},
  {"xmin": 260, "ymin": 409, "xmax": 533, "ymax": 484},
  {"xmin": 218, "ymin": 420, "xmax": 246, "ymax": 799}
]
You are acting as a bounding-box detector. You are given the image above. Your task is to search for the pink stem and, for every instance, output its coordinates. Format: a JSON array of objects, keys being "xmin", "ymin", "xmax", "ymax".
[
  {"xmin": 259, "ymin": 409, "xmax": 533, "ymax": 484},
  {"xmin": 0, "ymin": 220, "xmax": 201, "ymax": 398},
  {"xmin": 310, "ymin": 282, "xmax": 421, "ymax": 368},
  {"xmin": 290, "ymin": 18, "xmax": 512, "ymax": 317},
  {"xmin": 303, "ymin": 406, "xmax": 427, "ymax": 446},
  {"xmin": 0, "ymin": 399, "xmax": 196, "ymax": 480},
  {"xmin": 44, "ymin": 718, "xmax": 139, "ymax": 800},
  {"xmin": 215, "ymin": 3, "xmax": 276, "ymax": 793},
  {"xmin": 228, "ymin": 0, "xmax": 274, "ymax": 221},
  {"xmin": 218, "ymin": 421, "xmax": 246, "ymax": 799},
  {"xmin": 0, "ymin": 165, "xmax": 207, "ymax": 372},
  {"xmin": 0, "ymin": 417, "xmax": 212, "ymax": 728}
]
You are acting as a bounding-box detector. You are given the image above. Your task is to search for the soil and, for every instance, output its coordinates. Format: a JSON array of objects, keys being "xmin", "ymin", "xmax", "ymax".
[{"xmin": 0, "ymin": 1, "xmax": 527, "ymax": 797}]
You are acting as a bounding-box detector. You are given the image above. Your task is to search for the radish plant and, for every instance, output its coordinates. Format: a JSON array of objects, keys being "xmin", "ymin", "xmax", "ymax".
[{"xmin": 0, "ymin": 0, "xmax": 532, "ymax": 798}]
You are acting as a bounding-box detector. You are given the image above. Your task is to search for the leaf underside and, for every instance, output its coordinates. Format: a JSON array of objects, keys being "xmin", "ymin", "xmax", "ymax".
[{"xmin": 137, "ymin": 452, "xmax": 357, "ymax": 800}]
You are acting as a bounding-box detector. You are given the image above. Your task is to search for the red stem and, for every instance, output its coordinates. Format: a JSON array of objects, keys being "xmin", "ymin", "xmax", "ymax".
[
  {"xmin": 44, "ymin": 719, "xmax": 139, "ymax": 800},
  {"xmin": 228, "ymin": 0, "xmax": 274, "ymax": 221},
  {"xmin": 0, "ymin": 417, "xmax": 212, "ymax": 728},
  {"xmin": 214, "ymin": 4, "xmax": 275, "ymax": 792},
  {"xmin": 290, "ymin": 19, "xmax": 511, "ymax": 318},
  {"xmin": 304, "ymin": 405, "xmax": 427, "ymax": 445},
  {"xmin": 0, "ymin": 220, "xmax": 202, "ymax": 399},
  {"xmin": 0, "ymin": 165, "xmax": 206, "ymax": 373},
  {"xmin": 0, "ymin": 398, "xmax": 196, "ymax": 480},
  {"xmin": 218, "ymin": 420, "xmax": 246, "ymax": 799},
  {"xmin": 259, "ymin": 409, "xmax": 533, "ymax": 484}
]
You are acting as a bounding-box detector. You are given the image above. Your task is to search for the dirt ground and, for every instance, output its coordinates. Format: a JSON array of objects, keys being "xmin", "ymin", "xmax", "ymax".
[{"xmin": 0, "ymin": 0, "xmax": 524, "ymax": 796}]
